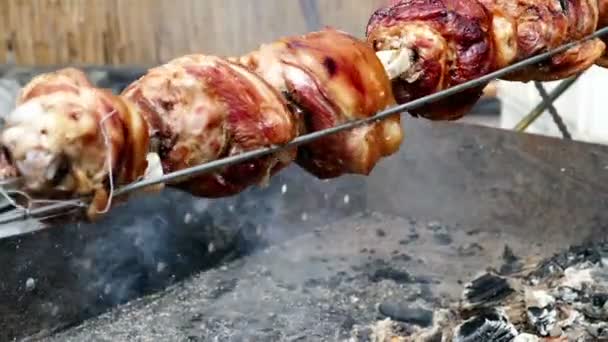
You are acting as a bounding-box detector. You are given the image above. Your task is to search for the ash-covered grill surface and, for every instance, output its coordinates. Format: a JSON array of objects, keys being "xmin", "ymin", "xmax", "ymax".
[{"xmin": 42, "ymin": 214, "xmax": 608, "ymax": 341}]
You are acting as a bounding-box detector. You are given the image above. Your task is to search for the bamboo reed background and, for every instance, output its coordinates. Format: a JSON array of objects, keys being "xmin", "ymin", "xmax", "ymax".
[{"xmin": 0, "ymin": 0, "xmax": 385, "ymax": 66}]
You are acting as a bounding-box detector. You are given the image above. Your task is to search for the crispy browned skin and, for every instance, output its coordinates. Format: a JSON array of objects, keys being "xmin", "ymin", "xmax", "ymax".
[
  {"xmin": 237, "ymin": 29, "xmax": 403, "ymax": 179},
  {"xmin": 367, "ymin": 0, "xmax": 605, "ymax": 120},
  {"xmin": 597, "ymin": 0, "xmax": 608, "ymax": 67},
  {"xmin": 123, "ymin": 55, "xmax": 298, "ymax": 197},
  {"xmin": 492, "ymin": 0, "xmax": 605, "ymax": 81},
  {"xmin": 17, "ymin": 67, "xmax": 94, "ymax": 104},
  {"xmin": 0, "ymin": 68, "xmax": 150, "ymax": 219},
  {"xmin": 367, "ymin": 0, "xmax": 497, "ymax": 121}
]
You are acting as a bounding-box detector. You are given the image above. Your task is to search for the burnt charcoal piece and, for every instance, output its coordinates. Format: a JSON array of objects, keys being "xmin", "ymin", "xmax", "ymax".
[
  {"xmin": 454, "ymin": 309, "xmax": 518, "ymax": 342},
  {"xmin": 341, "ymin": 315, "xmax": 357, "ymax": 331},
  {"xmin": 593, "ymin": 293, "xmax": 608, "ymax": 308},
  {"xmin": 500, "ymin": 245, "xmax": 523, "ymax": 275},
  {"xmin": 462, "ymin": 273, "xmax": 515, "ymax": 309},
  {"xmin": 529, "ymin": 243, "xmax": 608, "ymax": 280},
  {"xmin": 378, "ymin": 301, "xmax": 433, "ymax": 327},
  {"xmin": 502, "ymin": 245, "xmax": 518, "ymax": 264},
  {"xmin": 580, "ymin": 293, "xmax": 608, "ymax": 320}
]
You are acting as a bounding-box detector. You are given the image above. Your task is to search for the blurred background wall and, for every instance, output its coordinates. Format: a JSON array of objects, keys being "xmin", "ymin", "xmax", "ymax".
[{"xmin": 0, "ymin": 0, "xmax": 384, "ymax": 66}]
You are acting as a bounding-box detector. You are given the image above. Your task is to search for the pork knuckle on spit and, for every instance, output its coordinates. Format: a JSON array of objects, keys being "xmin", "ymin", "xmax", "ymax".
[
  {"xmin": 597, "ymin": 0, "xmax": 608, "ymax": 67},
  {"xmin": 0, "ymin": 68, "xmax": 150, "ymax": 220},
  {"xmin": 123, "ymin": 55, "xmax": 298, "ymax": 198},
  {"xmin": 367, "ymin": 0, "xmax": 497, "ymax": 121},
  {"xmin": 491, "ymin": 0, "xmax": 605, "ymax": 82},
  {"xmin": 237, "ymin": 29, "xmax": 404, "ymax": 179},
  {"xmin": 367, "ymin": 0, "xmax": 606, "ymax": 120}
]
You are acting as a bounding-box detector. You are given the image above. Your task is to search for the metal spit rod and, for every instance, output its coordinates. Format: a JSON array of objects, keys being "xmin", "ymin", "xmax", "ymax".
[{"xmin": 1, "ymin": 26, "xmax": 607, "ymax": 227}]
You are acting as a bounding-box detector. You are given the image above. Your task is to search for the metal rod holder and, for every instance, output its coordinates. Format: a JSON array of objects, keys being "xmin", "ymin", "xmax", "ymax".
[
  {"xmin": 514, "ymin": 76, "xmax": 580, "ymax": 132},
  {"xmin": 533, "ymin": 81, "xmax": 573, "ymax": 140}
]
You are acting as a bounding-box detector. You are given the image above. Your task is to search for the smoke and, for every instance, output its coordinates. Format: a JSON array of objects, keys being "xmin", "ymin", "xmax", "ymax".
[
  {"xmin": 70, "ymin": 190, "xmax": 229, "ymax": 308},
  {"xmin": 65, "ymin": 163, "xmax": 367, "ymax": 311}
]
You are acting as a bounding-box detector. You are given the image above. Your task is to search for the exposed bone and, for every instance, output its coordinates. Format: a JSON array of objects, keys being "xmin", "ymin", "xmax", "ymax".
[{"xmin": 376, "ymin": 49, "xmax": 413, "ymax": 81}]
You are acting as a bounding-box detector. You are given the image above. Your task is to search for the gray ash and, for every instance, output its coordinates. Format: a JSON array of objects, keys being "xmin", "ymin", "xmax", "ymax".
[{"xmin": 34, "ymin": 216, "xmax": 608, "ymax": 342}]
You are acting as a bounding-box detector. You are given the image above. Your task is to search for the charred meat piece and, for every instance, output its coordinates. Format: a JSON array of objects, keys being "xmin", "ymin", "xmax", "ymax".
[
  {"xmin": 367, "ymin": 0, "xmax": 497, "ymax": 121},
  {"xmin": 490, "ymin": 0, "xmax": 605, "ymax": 82},
  {"xmin": 237, "ymin": 29, "xmax": 403, "ymax": 179},
  {"xmin": 0, "ymin": 68, "xmax": 150, "ymax": 220},
  {"xmin": 597, "ymin": 0, "xmax": 608, "ymax": 67},
  {"xmin": 367, "ymin": 0, "xmax": 605, "ymax": 120},
  {"xmin": 123, "ymin": 55, "xmax": 298, "ymax": 198}
]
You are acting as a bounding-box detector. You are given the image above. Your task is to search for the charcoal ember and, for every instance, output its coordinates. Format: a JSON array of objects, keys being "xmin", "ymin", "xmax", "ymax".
[
  {"xmin": 592, "ymin": 292, "xmax": 608, "ymax": 308},
  {"xmin": 461, "ymin": 273, "xmax": 516, "ymax": 311},
  {"xmin": 578, "ymin": 293, "xmax": 608, "ymax": 320},
  {"xmin": 378, "ymin": 301, "xmax": 433, "ymax": 327},
  {"xmin": 453, "ymin": 309, "xmax": 518, "ymax": 342},
  {"xmin": 524, "ymin": 290, "xmax": 557, "ymax": 337},
  {"xmin": 500, "ymin": 245, "xmax": 524, "ymax": 275},
  {"xmin": 528, "ymin": 243, "xmax": 608, "ymax": 283}
]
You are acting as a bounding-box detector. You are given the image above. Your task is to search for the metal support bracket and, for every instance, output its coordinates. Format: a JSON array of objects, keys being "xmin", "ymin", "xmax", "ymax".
[
  {"xmin": 533, "ymin": 81, "xmax": 573, "ymax": 140},
  {"xmin": 514, "ymin": 76, "xmax": 580, "ymax": 133}
]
